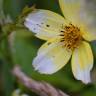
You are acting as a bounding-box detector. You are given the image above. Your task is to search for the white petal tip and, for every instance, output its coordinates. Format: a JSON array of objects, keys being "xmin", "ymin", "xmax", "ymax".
[
  {"xmin": 74, "ymin": 71, "xmax": 91, "ymax": 84},
  {"xmin": 32, "ymin": 55, "xmax": 57, "ymax": 74},
  {"xmin": 81, "ymin": 80, "xmax": 91, "ymax": 84},
  {"xmin": 81, "ymin": 77, "xmax": 91, "ymax": 84}
]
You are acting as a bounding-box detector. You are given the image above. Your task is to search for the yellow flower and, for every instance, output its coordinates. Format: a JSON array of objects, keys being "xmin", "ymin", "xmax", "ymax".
[{"xmin": 24, "ymin": 0, "xmax": 96, "ymax": 84}]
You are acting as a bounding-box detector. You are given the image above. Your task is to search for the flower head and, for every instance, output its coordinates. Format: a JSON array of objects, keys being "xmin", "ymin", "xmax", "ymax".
[{"xmin": 24, "ymin": 0, "xmax": 96, "ymax": 84}]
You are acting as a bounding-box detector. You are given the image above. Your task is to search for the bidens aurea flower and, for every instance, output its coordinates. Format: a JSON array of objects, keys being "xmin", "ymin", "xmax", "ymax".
[{"xmin": 24, "ymin": 0, "xmax": 96, "ymax": 84}]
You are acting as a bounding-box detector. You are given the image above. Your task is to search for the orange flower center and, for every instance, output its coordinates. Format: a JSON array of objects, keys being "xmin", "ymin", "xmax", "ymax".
[{"xmin": 60, "ymin": 24, "xmax": 82, "ymax": 50}]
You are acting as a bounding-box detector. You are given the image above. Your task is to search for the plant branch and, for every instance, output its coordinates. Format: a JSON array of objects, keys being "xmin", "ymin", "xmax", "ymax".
[{"xmin": 12, "ymin": 65, "xmax": 69, "ymax": 96}]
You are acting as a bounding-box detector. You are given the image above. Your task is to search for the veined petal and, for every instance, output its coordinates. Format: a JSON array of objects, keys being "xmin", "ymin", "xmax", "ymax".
[
  {"xmin": 32, "ymin": 39, "xmax": 72, "ymax": 74},
  {"xmin": 72, "ymin": 41, "xmax": 93, "ymax": 84},
  {"xmin": 24, "ymin": 9, "xmax": 67, "ymax": 40},
  {"xmin": 59, "ymin": 0, "xmax": 96, "ymax": 41}
]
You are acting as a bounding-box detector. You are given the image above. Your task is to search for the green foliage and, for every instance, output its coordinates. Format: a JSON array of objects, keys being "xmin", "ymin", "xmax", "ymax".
[
  {"xmin": 0, "ymin": 38, "xmax": 15, "ymax": 96},
  {"xmin": 3, "ymin": 0, "xmax": 37, "ymax": 20},
  {"xmin": 0, "ymin": 0, "xmax": 96, "ymax": 96}
]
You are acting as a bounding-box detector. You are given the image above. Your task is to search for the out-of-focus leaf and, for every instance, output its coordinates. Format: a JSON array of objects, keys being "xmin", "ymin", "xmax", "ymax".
[
  {"xmin": 10, "ymin": 29, "xmax": 43, "ymax": 76},
  {"xmin": 36, "ymin": 0, "xmax": 61, "ymax": 14},
  {"xmin": 0, "ymin": 38, "xmax": 15, "ymax": 96},
  {"xmin": 0, "ymin": 0, "xmax": 5, "ymax": 23},
  {"xmin": 91, "ymin": 41, "xmax": 96, "ymax": 84},
  {"xmin": 79, "ymin": 85, "xmax": 96, "ymax": 96},
  {"xmin": 3, "ymin": 0, "xmax": 37, "ymax": 20},
  {"xmin": 0, "ymin": 53, "xmax": 3, "ymax": 95},
  {"xmin": 0, "ymin": 0, "xmax": 3, "ymax": 12},
  {"xmin": 91, "ymin": 41, "xmax": 96, "ymax": 59}
]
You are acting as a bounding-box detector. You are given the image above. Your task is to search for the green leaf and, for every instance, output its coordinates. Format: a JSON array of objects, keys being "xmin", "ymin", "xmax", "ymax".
[
  {"xmin": 36, "ymin": 0, "xmax": 61, "ymax": 14},
  {"xmin": 11, "ymin": 29, "xmax": 43, "ymax": 75},
  {"xmin": 91, "ymin": 41, "xmax": 96, "ymax": 84},
  {"xmin": 79, "ymin": 85, "xmax": 96, "ymax": 96},
  {"xmin": 91, "ymin": 41, "xmax": 96, "ymax": 59},
  {"xmin": 3, "ymin": 0, "xmax": 37, "ymax": 20},
  {"xmin": 0, "ymin": 38, "xmax": 15, "ymax": 96},
  {"xmin": 0, "ymin": 0, "xmax": 3, "ymax": 12}
]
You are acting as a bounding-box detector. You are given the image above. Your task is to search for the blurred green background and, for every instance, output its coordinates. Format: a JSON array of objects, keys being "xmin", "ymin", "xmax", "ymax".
[{"xmin": 0, "ymin": 0, "xmax": 96, "ymax": 96}]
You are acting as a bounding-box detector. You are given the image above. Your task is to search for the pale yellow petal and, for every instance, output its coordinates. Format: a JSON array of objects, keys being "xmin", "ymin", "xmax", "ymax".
[
  {"xmin": 24, "ymin": 9, "xmax": 67, "ymax": 40},
  {"xmin": 82, "ymin": 30, "xmax": 96, "ymax": 41},
  {"xmin": 72, "ymin": 41, "xmax": 93, "ymax": 84},
  {"xmin": 59, "ymin": 0, "xmax": 96, "ymax": 41},
  {"xmin": 33, "ymin": 39, "xmax": 72, "ymax": 74},
  {"xmin": 59, "ymin": 0, "xmax": 83, "ymax": 24}
]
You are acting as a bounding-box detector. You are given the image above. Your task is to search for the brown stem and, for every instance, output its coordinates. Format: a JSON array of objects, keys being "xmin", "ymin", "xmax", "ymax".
[{"xmin": 12, "ymin": 65, "xmax": 69, "ymax": 96}]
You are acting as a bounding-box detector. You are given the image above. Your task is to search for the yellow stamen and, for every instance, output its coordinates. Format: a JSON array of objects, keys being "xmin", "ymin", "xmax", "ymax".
[{"xmin": 60, "ymin": 24, "xmax": 82, "ymax": 50}]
